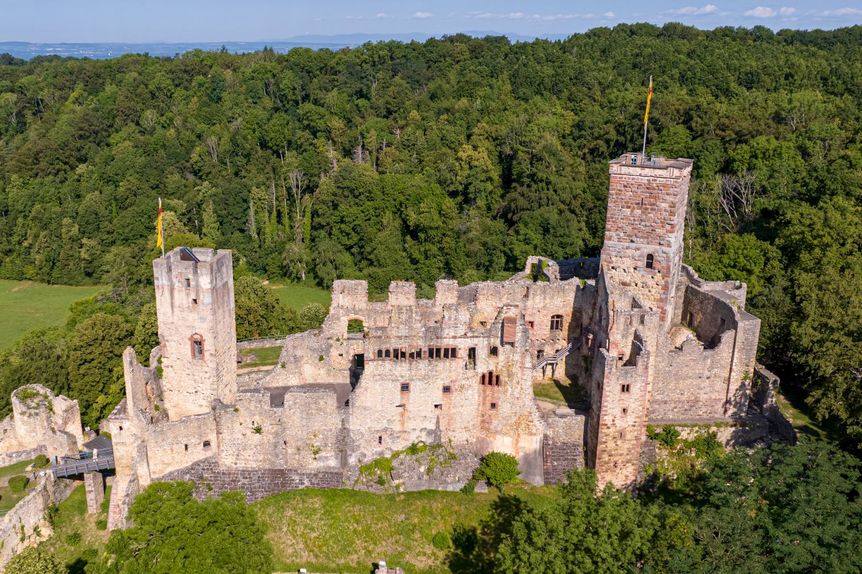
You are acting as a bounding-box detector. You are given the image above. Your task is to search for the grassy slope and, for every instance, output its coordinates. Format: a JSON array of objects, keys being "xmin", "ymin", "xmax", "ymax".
[
  {"xmin": 269, "ymin": 283, "xmax": 331, "ymax": 311},
  {"xmin": 0, "ymin": 280, "xmax": 105, "ymax": 350},
  {"xmin": 38, "ymin": 483, "xmax": 557, "ymax": 573},
  {"xmin": 41, "ymin": 484, "xmax": 112, "ymax": 571},
  {"xmin": 255, "ymin": 486, "xmax": 558, "ymax": 574}
]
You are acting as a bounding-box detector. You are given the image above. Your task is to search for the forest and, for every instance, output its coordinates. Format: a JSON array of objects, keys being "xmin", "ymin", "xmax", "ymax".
[{"xmin": 0, "ymin": 24, "xmax": 860, "ymax": 446}]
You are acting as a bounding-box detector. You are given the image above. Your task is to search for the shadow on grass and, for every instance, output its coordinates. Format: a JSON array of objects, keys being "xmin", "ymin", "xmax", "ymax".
[
  {"xmin": 534, "ymin": 378, "xmax": 588, "ymax": 410},
  {"xmin": 448, "ymin": 494, "xmax": 529, "ymax": 574}
]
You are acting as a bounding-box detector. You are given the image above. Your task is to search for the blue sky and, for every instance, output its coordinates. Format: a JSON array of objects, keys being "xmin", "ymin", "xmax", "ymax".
[{"xmin": 1, "ymin": 0, "xmax": 860, "ymax": 42}]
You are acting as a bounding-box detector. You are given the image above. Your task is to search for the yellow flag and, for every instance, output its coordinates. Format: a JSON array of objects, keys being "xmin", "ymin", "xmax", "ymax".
[
  {"xmin": 156, "ymin": 198, "xmax": 163, "ymax": 250},
  {"xmin": 643, "ymin": 76, "xmax": 653, "ymax": 128}
]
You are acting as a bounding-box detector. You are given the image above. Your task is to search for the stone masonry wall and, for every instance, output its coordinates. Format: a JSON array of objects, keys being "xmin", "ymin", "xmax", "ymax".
[
  {"xmin": 543, "ymin": 410, "xmax": 586, "ymax": 485},
  {"xmin": 602, "ymin": 155, "xmax": 692, "ymax": 326},
  {"xmin": 160, "ymin": 457, "xmax": 344, "ymax": 502},
  {"xmin": 0, "ymin": 474, "xmax": 76, "ymax": 570}
]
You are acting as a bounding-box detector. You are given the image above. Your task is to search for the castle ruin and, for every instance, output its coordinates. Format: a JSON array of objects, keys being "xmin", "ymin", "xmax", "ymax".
[{"xmin": 106, "ymin": 152, "xmax": 771, "ymax": 528}]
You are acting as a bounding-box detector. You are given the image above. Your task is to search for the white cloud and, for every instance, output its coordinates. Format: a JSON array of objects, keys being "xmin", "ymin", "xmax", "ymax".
[
  {"xmin": 745, "ymin": 6, "xmax": 777, "ymax": 17},
  {"xmin": 603, "ymin": 11, "xmax": 616, "ymax": 18},
  {"xmin": 375, "ymin": 12, "xmax": 389, "ymax": 19},
  {"xmin": 668, "ymin": 4, "xmax": 719, "ymax": 15},
  {"xmin": 412, "ymin": 11, "xmax": 433, "ymax": 19},
  {"xmin": 820, "ymin": 7, "xmax": 862, "ymax": 16},
  {"xmin": 779, "ymin": 7, "xmax": 796, "ymax": 15}
]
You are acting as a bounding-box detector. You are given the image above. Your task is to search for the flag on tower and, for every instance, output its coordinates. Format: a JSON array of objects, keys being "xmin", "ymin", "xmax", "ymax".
[
  {"xmin": 643, "ymin": 76, "xmax": 654, "ymax": 128},
  {"xmin": 156, "ymin": 197, "xmax": 164, "ymax": 252}
]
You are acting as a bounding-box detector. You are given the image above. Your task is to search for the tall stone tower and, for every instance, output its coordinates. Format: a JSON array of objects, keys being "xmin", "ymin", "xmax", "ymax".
[
  {"xmin": 600, "ymin": 153, "xmax": 693, "ymax": 327},
  {"xmin": 154, "ymin": 247, "xmax": 237, "ymax": 421},
  {"xmin": 588, "ymin": 153, "xmax": 694, "ymax": 489}
]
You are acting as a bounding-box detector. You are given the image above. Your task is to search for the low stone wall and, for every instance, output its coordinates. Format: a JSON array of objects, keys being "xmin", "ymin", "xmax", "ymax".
[
  {"xmin": 237, "ymin": 338, "xmax": 288, "ymax": 351},
  {"xmin": 160, "ymin": 457, "xmax": 344, "ymax": 502},
  {"xmin": 0, "ymin": 446, "xmax": 46, "ymax": 469},
  {"xmin": 0, "ymin": 473, "xmax": 76, "ymax": 570}
]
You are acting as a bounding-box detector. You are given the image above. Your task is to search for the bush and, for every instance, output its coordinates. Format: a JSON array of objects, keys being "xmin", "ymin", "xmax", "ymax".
[
  {"xmin": 432, "ymin": 531, "xmax": 451, "ymax": 550},
  {"xmin": 33, "ymin": 454, "xmax": 50, "ymax": 468},
  {"xmin": 95, "ymin": 518, "xmax": 107, "ymax": 530},
  {"xmin": 461, "ymin": 479, "xmax": 476, "ymax": 494},
  {"xmin": 656, "ymin": 427, "xmax": 681, "ymax": 448},
  {"xmin": 5, "ymin": 545, "xmax": 65, "ymax": 574},
  {"xmin": 65, "ymin": 531, "xmax": 82, "ymax": 546},
  {"xmin": 474, "ymin": 452, "xmax": 520, "ymax": 490},
  {"xmin": 8, "ymin": 475, "xmax": 29, "ymax": 492}
]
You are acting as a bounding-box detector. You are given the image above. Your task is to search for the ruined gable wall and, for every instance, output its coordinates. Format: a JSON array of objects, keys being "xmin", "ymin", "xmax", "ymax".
[
  {"xmin": 543, "ymin": 410, "xmax": 586, "ymax": 484},
  {"xmin": 650, "ymin": 283, "xmax": 760, "ymax": 422},
  {"xmin": 144, "ymin": 412, "xmax": 217, "ymax": 478},
  {"xmin": 216, "ymin": 389, "xmax": 342, "ymax": 469},
  {"xmin": 6, "ymin": 385, "xmax": 81, "ymax": 458},
  {"xmin": 650, "ymin": 333, "xmax": 736, "ymax": 422}
]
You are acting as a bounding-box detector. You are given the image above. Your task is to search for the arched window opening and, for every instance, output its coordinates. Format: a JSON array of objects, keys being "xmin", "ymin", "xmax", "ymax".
[
  {"xmin": 645, "ymin": 254, "xmax": 654, "ymax": 269},
  {"xmin": 190, "ymin": 334, "xmax": 204, "ymax": 360}
]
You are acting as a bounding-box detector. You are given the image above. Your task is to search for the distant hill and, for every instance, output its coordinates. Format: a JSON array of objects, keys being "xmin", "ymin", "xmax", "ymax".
[{"xmin": 0, "ymin": 31, "xmax": 549, "ymax": 60}]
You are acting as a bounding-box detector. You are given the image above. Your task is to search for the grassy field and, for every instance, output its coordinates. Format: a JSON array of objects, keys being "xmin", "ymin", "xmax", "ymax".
[
  {"xmin": 269, "ymin": 282, "xmax": 331, "ymax": 311},
  {"xmin": 0, "ymin": 280, "xmax": 105, "ymax": 350},
  {"xmin": 256, "ymin": 485, "xmax": 558, "ymax": 574},
  {"xmin": 239, "ymin": 346, "xmax": 283, "ymax": 369}
]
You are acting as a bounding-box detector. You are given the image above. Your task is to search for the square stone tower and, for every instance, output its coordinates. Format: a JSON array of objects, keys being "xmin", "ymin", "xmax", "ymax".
[
  {"xmin": 154, "ymin": 247, "xmax": 237, "ymax": 421},
  {"xmin": 601, "ymin": 153, "xmax": 693, "ymax": 328}
]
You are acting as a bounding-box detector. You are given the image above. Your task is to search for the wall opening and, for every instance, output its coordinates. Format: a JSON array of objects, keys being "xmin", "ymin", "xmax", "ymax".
[
  {"xmin": 550, "ymin": 314, "xmax": 563, "ymax": 331},
  {"xmin": 646, "ymin": 254, "xmax": 654, "ymax": 269},
  {"xmin": 190, "ymin": 334, "xmax": 204, "ymax": 360}
]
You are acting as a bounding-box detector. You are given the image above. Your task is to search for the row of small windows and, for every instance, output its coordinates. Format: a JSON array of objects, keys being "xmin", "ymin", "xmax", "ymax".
[
  {"xmin": 400, "ymin": 383, "xmax": 454, "ymax": 394},
  {"xmin": 377, "ymin": 346, "xmax": 463, "ymax": 360},
  {"xmin": 480, "ymin": 371, "xmax": 502, "ymax": 386}
]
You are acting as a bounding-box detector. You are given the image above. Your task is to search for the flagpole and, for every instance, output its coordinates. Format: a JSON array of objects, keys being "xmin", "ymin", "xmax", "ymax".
[
  {"xmin": 642, "ymin": 119, "xmax": 648, "ymax": 156},
  {"xmin": 159, "ymin": 197, "xmax": 165, "ymax": 258},
  {"xmin": 642, "ymin": 75, "xmax": 652, "ymax": 157}
]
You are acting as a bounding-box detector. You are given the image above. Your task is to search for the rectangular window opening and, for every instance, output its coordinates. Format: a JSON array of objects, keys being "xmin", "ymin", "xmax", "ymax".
[
  {"xmin": 203, "ymin": 440, "xmax": 211, "ymax": 449},
  {"xmin": 490, "ymin": 402, "xmax": 497, "ymax": 410},
  {"xmin": 400, "ymin": 383, "xmax": 410, "ymax": 392},
  {"xmin": 443, "ymin": 385, "xmax": 451, "ymax": 394}
]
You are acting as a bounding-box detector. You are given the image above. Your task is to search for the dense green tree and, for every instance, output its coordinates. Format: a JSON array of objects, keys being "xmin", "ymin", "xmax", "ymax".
[
  {"xmin": 454, "ymin": 469, "xmax": 697, "ymax": 574},
  {"xmin": 96, "ymin": 481, "xmax": 273, "ymax": 574},
  {"xmin": 233, "ymin": 275, "xmax": 293, "ymax": 339},
  {"xmin": 688, "ymin": 439, "xmax": 862, "ymax": 573},
  {"xmin": 67, "ymin": 312, "xmax": 133, "ymax": 428},
  {"xmin": 0, "ymin": 328, "xmax": 69, "ymax": 416}
]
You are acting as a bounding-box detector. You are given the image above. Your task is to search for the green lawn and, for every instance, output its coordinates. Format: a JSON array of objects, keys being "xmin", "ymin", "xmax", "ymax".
[
  {"xmin": 0, "ymin": 280, "xmax": 105, "ymax": 350},
  {"xmin": 269, "ymin": 283, "xmax": 331, "ymax": 311},
  {"xmin": 0, "ymin": 458, "xmax": 34, "ymax": 480},
  {"xmin": 255, "ymin": 485, "xmax": 558, "ymax": 574},
  {"xmin": 533, "ymin": 378, "xmax": 588, "ymax": 410},
  {"xmin": 239, "ymin": 346, "xmax": 283, "ymax": 369}
]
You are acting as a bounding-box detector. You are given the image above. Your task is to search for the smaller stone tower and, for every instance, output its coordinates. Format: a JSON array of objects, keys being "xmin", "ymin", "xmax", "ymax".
[
  {"xmin": 154, "ymin": 247, "xmax": 236, "ymax": 421},
  {"xmin": 601, "ymin": 153, "xmax": 693, "ymax": 328}
]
